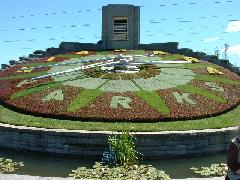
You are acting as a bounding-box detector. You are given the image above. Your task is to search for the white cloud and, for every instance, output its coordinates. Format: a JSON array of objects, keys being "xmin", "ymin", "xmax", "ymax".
[
  {"xmin": 226, "ymin": 21, "xmax": 240, "ymax": 32},
  {"xmin": 203, "ymin": 37, "xmax": 220, "ymax": 43},
  {"xmin": 227, "ymin": 44, "xmax": 240, "ymax": 55},
  {"xmin": 220, "ymin": 45, "xmax": 240, "ymax": 67}
]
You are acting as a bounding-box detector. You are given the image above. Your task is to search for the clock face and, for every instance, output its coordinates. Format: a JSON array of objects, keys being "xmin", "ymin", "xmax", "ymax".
[
  {"xmin": 48, "ymin": 56, "xmax": 196, "ymax": 92},
  {"xmin": 0, "ymin": 51, "xmax": 240, "ymax": 122}
]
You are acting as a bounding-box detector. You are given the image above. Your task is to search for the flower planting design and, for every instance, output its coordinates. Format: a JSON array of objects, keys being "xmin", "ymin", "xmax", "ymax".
[
  {"xmin": 48, "ymin": 58, "xmax": 196, "ymax": 92},
  {"xmin": 0, "ymin": 51, "xmax": 240, "ymax": 122},
  {"xmin": 110, "ymin": 96, "xmax": 132, "ymax": 109},
  {"xmin": 42, "ymin": 90, "xmax": 64, "ymax": 101},
  {"xmin": 204, "ymin": 82, "xmax": 224, "ymax": 92},
  {"xmin": 173, "ymin": 92, "xmax": 196, "ymax": 105}
]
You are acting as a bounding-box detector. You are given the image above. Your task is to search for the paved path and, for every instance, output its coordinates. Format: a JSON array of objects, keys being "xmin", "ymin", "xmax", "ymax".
[
  {"xmin": 173, "ymin": 178, "xmax": 224, "ymax": 180},
  {"xmin": 0, "ymin": 174, "xmax": 73, "ymax": 180},
  {"xmin": 0, "ymin": 174, "xmax": 225, "ymax": 180}
]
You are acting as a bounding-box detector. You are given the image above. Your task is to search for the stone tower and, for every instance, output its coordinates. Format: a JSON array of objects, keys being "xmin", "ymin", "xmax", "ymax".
[{"xmin": 102, "ymin": 4, "xmax": 140, "ymax": 50}]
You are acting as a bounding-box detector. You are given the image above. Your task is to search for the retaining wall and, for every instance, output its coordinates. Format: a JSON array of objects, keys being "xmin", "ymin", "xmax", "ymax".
[{"xmin": 0, "ymin": 123, "xmax": 238, "ymax": 158}]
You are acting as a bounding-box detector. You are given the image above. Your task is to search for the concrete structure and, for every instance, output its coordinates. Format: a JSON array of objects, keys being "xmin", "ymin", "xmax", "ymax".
[
  {"xmin": 0, "ymin": 123, "xmax": 238, "ymax": 158},
  {"xmin": 102, "ymin": 4, "xmax": 140, "ymax": 50}
]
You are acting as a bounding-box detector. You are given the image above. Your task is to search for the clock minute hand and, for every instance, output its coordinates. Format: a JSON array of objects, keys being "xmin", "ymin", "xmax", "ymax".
[
  {"xmin": 30, "ymin": 59, "xmax": 121, "ymax": 81},
  {"xmin": 22, "ymin": 57, "xmax": 112, "ymax": 71}
]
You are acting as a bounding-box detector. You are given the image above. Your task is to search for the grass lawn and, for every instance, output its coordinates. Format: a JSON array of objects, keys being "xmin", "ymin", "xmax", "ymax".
[
  {"xmin": 0, "ymin": 105, "xmax": 239, "ymax": 132},
  {"xmin": 0, "ymin": 72, "xmax": 48, "ymax": 80},
  {"xmin": 96, "ymin": 51, "xmax": 111, "ymax": 56},
  {"xmin": 131, "ymin": 50, "xmax": 146, "ymax": 55},
  {"xmin": 55, "ymin": 54, "xmax": 85, "ymax": 59},
  {"xmin": 20, "ymin": 62, "xmax": 57, "ymax": 67}
]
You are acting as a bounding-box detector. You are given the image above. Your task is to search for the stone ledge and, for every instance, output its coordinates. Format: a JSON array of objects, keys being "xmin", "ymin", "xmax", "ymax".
[
  {"xmin": 0, "ymin": 123, "xmax": 238, "ymax": 158},
  {"xmin": 0, "ymin": 123, "xmax": 238, "ymax": 134}
]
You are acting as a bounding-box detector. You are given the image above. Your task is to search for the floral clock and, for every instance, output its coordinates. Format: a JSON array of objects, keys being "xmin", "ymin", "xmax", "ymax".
[{"xmin": 0, "ymin": 52, "xmax": 239, "ymax": 122}]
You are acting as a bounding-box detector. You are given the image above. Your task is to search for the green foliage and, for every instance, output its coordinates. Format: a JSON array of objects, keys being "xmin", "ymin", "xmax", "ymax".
[
  {"xmin": 33, "ymin": 50, "xmax": 45, "ymax": 54},
  {"xmin": 114, "ymin": 65, "xmax": 128, "ymax": 71},
  {"xmin": 190, "ymin": 163, "xmax": 227, "ymax": 177},
  {"xmin": 0, "ymin": 158, "xmax": 24, "ymax": 173},
  {"xmin": 160, "ymin": 54, "xmax": 185, "ymax": 60},
  {"xmin": 69, "ymin": 162, "xmax": 171, "ymax": 180},
  {"xmin": 135, "ymin": 91, "xmax": 170, "ymax": 115},
  {"xmin": 20, "ymin": 62, "xmax": 57, "ymax": 67},
  {"xmin": 195, "ymin": 75, "xmax": 240, "ymax": 85},
  {"xmin": 108, "ymin": 132, "xmax": 141, "ymax": 166},
  {"xmin": 10, "ymin": 82, "xmax": 61, "ymax": 100},
  {"xmin": 55, "ymin": 54, "xmax": 85, "ymax": 59},
  {"xmin": 86, "ymin": 65, "xmax": 160, "ymax": 80},
  {"xmin": 183, "ymin": 63, "xmax": 219, "ymax": 69},
  {"xmin": 0, "ymin": 72, "xmax": 47, "ymax": 80},
  {"xmin": 131, "ymin": 50, "xmax": 146, "ymax": 55},
  {"xmin": 96, "ymin": 51, "xmax": 111, "ymax": 56},
  {"xmin": 177, "ymin": 84, "xmax": 227, "ymax": 104},
  {"xmin": 84, "ymin": 66, "xmax": 103, "ymax": 78},
  {"xmin": 67, "ymin": 89, "xmax": 103, "ymax": 112}
]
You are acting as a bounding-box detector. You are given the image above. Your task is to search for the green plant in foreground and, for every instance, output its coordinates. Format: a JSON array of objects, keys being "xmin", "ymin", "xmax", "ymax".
[
  {"xmin": 108, "ymin": 132, "xmax": 141, "ymax": 166},
  {"xmin": 69, "ymin": 162, "xmax": 171, "ymax": 180},
  {"xmin": 190, "ymin": 163, "xmax": 227, "ymax": 177},
  {"xmin": 0, "ymin": 158, "xmax": 24, "ymax": 173}
]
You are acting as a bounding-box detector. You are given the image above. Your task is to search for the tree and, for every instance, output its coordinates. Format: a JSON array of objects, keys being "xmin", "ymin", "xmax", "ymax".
[
  {"xmin": 33, "ymin": 50, "xmax": 45, "ymax": 55},
  {"xmin": 97, "ymin": 40, "xmax": 103, "ymax": 51}
]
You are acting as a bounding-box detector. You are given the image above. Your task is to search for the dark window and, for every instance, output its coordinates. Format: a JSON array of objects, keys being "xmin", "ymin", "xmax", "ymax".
[{"xmin": 113, "ymin": 17, "xmax": 128, "ymax": 40}]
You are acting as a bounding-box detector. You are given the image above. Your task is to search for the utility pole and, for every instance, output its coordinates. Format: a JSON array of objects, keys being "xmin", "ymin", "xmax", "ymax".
[{"xmin": 224, "ymin": 44, "xmax": 229, "ymax": 60}]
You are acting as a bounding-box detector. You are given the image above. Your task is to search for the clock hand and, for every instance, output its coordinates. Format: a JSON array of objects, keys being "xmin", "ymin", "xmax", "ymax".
[
  {"xmin": 129, "ymin": 60, "xmax": 191, "ymax": 65},
  {"xmin": 21, "ymin": 57, "xmax": 113, "ymax": 71},
  {"xmin": 29, "ymin": 53, "xmax": 192, "ymax": 81},
  {"xmin": 30, "ymin": 59, "xmax": 121, "ymax": 81}
]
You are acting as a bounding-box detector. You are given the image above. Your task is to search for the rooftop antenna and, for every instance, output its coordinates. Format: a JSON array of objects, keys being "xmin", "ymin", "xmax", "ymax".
[{"xmin": 224, "ymin": 44, "xmax": 229, "ymax": 60}]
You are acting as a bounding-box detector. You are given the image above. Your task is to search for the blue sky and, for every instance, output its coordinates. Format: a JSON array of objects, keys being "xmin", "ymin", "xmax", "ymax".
[{"xmin": 0, "ymin": 0, "xmax": 240, "ymax": 66}]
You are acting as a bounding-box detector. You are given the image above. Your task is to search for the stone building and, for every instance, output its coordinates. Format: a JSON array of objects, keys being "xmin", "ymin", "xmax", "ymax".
[{"xmin": 101, "ymin": 4, "xmax": 140, "ymax": 50}]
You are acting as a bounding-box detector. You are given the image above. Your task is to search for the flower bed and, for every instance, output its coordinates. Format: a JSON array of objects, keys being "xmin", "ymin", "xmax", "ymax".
[{"xmin": 0, "ymin": 51, "xmax": 239, "ymax": 122}]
